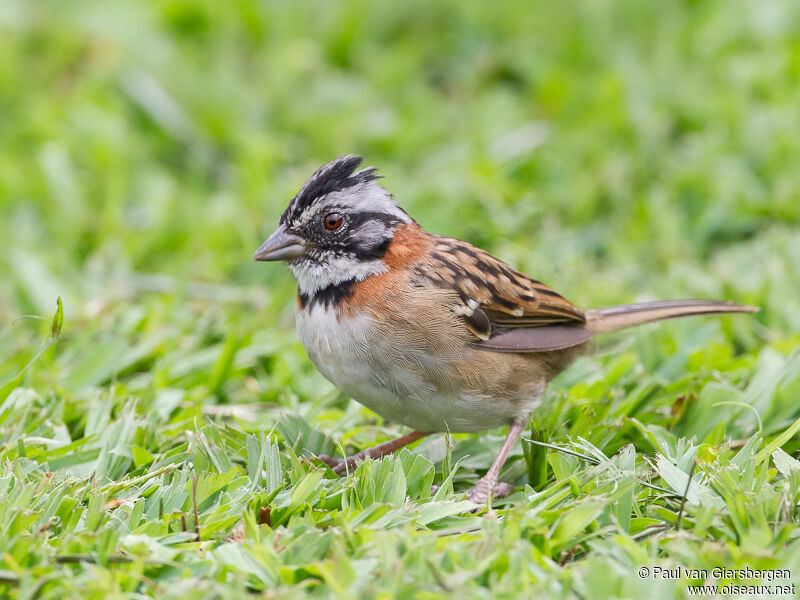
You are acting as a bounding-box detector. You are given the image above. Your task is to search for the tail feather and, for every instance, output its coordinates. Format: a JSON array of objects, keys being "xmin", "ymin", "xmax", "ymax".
[{"xmin": 584, "ymin": 300, "xmax": 758, "ymax": 334}]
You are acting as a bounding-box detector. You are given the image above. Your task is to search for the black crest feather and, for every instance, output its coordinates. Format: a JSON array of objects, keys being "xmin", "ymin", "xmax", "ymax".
[{"xmin": 281, "ymin": 155, "xmax": 381, "ymax": 224}]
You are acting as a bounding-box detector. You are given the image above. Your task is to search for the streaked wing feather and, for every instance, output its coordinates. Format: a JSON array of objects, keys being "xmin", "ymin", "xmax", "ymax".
[{"xmin": 415, "ymin": 236, "xmax": 589, "ymax": 352}]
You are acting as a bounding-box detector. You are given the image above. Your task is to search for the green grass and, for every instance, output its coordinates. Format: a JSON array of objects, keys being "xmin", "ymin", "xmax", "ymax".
[{"xmin": 2, "ymin": 0, "xmax": 800, "ymax": 597}]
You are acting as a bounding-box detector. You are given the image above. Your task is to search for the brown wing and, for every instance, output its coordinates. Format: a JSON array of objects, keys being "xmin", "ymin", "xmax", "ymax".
[{"xmin": 413, "ymin": 236, "xmax": 592, "ymax": 352}]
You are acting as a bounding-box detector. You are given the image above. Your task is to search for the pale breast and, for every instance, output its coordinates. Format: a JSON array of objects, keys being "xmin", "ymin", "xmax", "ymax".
[{"xmin": 294, "ymin": 292, "xmax": 552, "ymax": 433}]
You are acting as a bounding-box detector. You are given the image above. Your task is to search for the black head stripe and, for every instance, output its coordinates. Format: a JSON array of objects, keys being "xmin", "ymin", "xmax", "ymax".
[
  {"xmin": 280, "ymin": 155, "xmax": 381, "ymax": 224},
  {"xmin": 345, "ymin": 211, "xmax": 403, "ymax": 230}
]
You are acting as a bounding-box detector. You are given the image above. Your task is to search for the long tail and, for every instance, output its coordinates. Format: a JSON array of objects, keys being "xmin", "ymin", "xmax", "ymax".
[{"xmin": 584, "ymin": 300, "xmax": 758, "ymax": 334}]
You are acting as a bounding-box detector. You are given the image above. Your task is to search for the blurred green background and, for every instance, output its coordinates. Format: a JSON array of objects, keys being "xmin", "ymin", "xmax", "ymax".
[
  {"xmin": 3, "ymin": 0, "xmax": 799, "ymax": 416},
  {"xmin": 3, "ymin": 0, "xmax": 799, "ymax": 323},
  {"xmin": 2, "ymin": 0, "xmax": 800, "ymax": 597}
]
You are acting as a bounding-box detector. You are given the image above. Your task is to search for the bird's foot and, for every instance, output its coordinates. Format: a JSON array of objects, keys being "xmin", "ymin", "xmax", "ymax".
[
  {"xmin": 467, "ymin": 478, "xmax": 514, "ymax": 505},
  {"xmin": 317, "ymin": 454, "xmax": 350, "ymax": 475},
  {"xmin": 429, "ymin": 480, "xmax": 514, "ymax": 504},
  {"xmin": 316, "ymin": 432, "xmax": 431, "ymax": 476}
]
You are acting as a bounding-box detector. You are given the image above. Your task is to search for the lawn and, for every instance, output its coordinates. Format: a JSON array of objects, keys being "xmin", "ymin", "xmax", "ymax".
[{"xmin": 2, "ymin": 0, "xmax": 800, "ymax": 598}]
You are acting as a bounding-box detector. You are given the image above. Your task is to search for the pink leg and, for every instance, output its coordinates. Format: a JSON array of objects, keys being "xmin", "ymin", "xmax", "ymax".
[
  {"xmin": 319, "ymin": 431, "xmax": 430, "ymax": 475},
  {"xmin": 468, "ymin": 421, "xmax": 525, "ymax": 504}
]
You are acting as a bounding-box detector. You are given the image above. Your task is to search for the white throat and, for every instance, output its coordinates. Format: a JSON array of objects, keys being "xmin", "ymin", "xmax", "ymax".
[{"xmin": 289, "ymin": 255, "xmax": 387, "ymax": 295}]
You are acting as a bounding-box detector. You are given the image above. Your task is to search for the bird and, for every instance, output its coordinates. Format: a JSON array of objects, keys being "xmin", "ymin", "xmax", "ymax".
[{"xmin": 253, "ymin": 154, "xmax": 757, "ymax": 504}]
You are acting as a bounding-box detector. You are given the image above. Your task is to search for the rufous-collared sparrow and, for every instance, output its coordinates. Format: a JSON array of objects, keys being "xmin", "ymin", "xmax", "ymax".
[{"xmin": 254, "ymin": 155, "xmax": 756, "ymax": 504}]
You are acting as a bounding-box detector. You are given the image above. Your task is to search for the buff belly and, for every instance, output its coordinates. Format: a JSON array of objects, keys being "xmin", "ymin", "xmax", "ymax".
[{"xmin": 295, "ymin": 304, "xmax": 543, "ymax": 433}]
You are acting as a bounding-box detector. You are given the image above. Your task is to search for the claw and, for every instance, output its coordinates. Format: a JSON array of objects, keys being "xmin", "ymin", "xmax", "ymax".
[
  {"xmin": 467, "ymin": 479, "xmax": 514, "ymax": 505},
  {"xmin": 316, "ymin": 431, "xmax": 430, "ymax": 477},
  {"xmin": 317, "ymin": 454, "xmax": 347, "ymax": 474},
  {"xmin": 430, "ymin": 480, "xmax": 513, "ymax": 504}
]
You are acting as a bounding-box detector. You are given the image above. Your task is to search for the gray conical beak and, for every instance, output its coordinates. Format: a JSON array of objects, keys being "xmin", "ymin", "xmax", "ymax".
[{"xmin": 253, "ymin": 225, "xmax": 308, "ymax": 261}]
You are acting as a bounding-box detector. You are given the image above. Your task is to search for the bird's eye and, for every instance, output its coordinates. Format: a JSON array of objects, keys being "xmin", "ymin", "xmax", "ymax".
[{"xmin": 323, "ymin": 213, "xmax": 343, "ymax": 231}]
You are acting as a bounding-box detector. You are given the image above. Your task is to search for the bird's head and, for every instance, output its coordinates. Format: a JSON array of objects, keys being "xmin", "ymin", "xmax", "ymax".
[{"xmin": 253, "ymin": 155, "xmax": 412, "ymax": 296}]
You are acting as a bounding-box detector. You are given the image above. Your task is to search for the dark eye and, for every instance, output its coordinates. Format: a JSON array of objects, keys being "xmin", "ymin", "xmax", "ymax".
[{"xmin": 323, "ymin": 213, "xmax": 343, "ymax": 231}]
